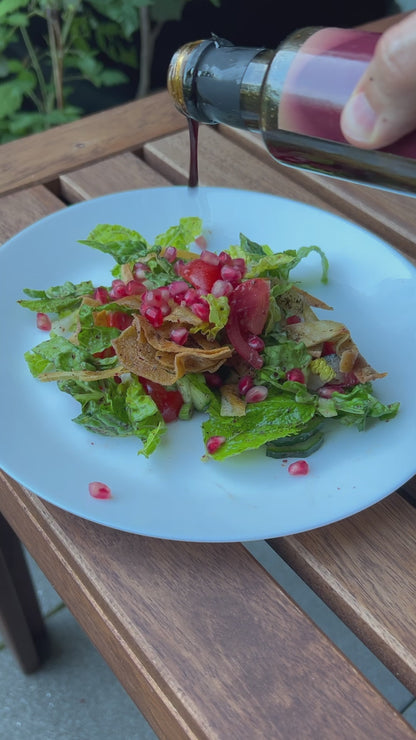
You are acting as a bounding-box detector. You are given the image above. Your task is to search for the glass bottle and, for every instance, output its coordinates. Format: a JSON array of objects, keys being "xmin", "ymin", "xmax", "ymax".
[{"xmin": 167, "ymin": 30, "xmax": 416, "ymax": 195}]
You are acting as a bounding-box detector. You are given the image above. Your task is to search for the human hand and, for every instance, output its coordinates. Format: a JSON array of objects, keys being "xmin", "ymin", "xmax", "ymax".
[{"xmin": 340, "ymin": 11, "xmax": 416, "ymax": 149}]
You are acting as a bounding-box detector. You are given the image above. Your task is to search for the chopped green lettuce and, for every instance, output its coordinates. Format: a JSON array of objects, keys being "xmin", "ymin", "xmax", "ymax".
[
  {"xmin": 154, "ymin": 217, "xmax": 203, "ymax": 249},
  {"xmin": 79, "ymin": 224, "xmax": 150, "ymax": 264},
  {"xmin": 19, "ymin": 280, "xmax": 93, "ymax": 316},
  {"xmin": 202, "ymin": 393, "xmax": 316, "ymax": 460}
]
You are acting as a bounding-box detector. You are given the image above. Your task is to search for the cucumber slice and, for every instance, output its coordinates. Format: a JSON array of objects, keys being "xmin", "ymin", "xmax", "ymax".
[{"xmin": 265, "ymin": 431, "xmax": 324, "ymax": 459}]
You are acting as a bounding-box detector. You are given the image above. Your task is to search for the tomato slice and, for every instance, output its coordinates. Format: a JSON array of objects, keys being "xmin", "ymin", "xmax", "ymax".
[
  {"xmin": 229, "ymin": 279, "xmax": 270, "ymax": 334},
  {"xmin": 181, "ymin": 259, "xmax": 221, "ymax": 293},
  {"xmin": 139, "ymin": 377, "xmax": 183, "ymax": 423},
  {"xmin": 226, "ymin": 279, "xmax": 270, "ymax": 368}
]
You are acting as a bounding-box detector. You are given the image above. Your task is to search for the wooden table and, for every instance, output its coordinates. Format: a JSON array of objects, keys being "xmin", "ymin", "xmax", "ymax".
[{"xmin": 1, "ymin": 18, "xmax": 416, "ymax": 739}]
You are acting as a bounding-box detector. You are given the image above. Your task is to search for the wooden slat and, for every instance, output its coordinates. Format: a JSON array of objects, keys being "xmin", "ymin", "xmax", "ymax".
[
  {"xmin": 59, "ymin": 152, "xmax": 171, "ymax": 203},
  {"xmin": 143, "ymin": 126, "xmax": 341, "ymax": 214},
  {"xmin": 1, "ymin": 474, "xmax": 415, "ymax": 740},
  {"xmin": 269, "ymin": 492, "xmax": 416, "ymax": 695},
  {"xmin": 0, "ymin": 91, "xmax": 186, "ymax": 197},
  {"xmin": 0, "ymin": 186, "xmax": 64, "ymax": 240},
  {"xmin": 219, "ymin": 127, "xmax": 416, "ymax": 264}
]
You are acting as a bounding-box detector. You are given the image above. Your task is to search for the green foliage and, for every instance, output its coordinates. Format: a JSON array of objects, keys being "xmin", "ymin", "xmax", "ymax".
[{"xmin": 0, "ymin": 0, "xmax": 221, "ymax": 141}]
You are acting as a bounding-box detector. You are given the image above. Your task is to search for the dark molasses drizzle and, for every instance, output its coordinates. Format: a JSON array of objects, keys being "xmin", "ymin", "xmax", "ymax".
[{"xmin": 188, "ymin": 118, "xmax": 199, "ymax": 188}]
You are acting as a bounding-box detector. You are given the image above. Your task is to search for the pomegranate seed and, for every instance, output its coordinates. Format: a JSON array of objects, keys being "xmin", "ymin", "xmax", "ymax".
[
  {"xmin": 206, "ymin": 435, "xmax": 226, "ymax": 454},
  {"xmin": 108, "ymin": 311, "xmax": 133, "ymax": 331},
  {"xmin": 201, "ymin": 249, "xmax": 220, "ymax": 266},
  {"xmin": 211, "ymin": 279, "xmax": 233, "ymax": 297},
  {"xmin": 93, "ymin": 286, "xmax": 110, "ymax": 304},
  {"xmin": 114, "ymin": 375, "xmax": 122, "ymax": 384},
  {"xmin": 321, "ymin": 341, "xmax": 335, "ymax": 356},
  {"xmin": 88, "ymin": 481, "xmax": 112, "ymax": 499},
  {"xmin": 36, "ymin": 312, "xmax": 52, "ymax": 331},
  {"xmin": 109, "ymin": 279, "xmax": 128, "ymax": 299},
  {"xmin": 245, "ymin": 385, "xmax": 268, "ymax": 403},
  {"xmin": 220, "ymin": 265, "xmax": 241, "ymax": 283},
  {"xmin": 133, "ymin": 262, "xmax": 149, "ymax": 280},
  {"xmin": 286, "ymin": 315, "xmax": 301, "ymax": 325},
  {"xmin": 191, "ymin": 301, "xmax": 210, "ymax": 322},
  {"xmin": 238, "ymin": 375, "xmax": 254, "ymax": 395},
  {"xmin": 143, "ymin": 287, "xmax": 169, "ymax": 307},
  {"xmin": 288, "ymin": 460, "xmax": 309, "ymax": 476},
  {"xmin": 204, "ymin": 372, "xmax": 223, "ymax": 388},
  {"xmin": 168, "ymin": 280, "xmax": 188, "ymax": 297},
  {"xmin": 195, "ymin": 234, "xmax": 207, "ymax": 250},
  {"xmin": 183, "ymin": 288, "xmax": 199, "ymax": 306},
  {"xmin": 219, "ymin": 251, "xmax": 232, "ymax": 266},
  {"xmin": 164, "ymin": 246, "xmax": 177, "ymax": 263},
  {"xmin": 125, "ymin": 279, "xmax": 145, "ymax": 296},
  {"xmin": 231, "ymin": 258, "xmax": 246, "ymax": 276},
  {"xmin": 170, "ymin": 327, "xmax": 189, "ymax": 345},
  {"xmin": 286, "ymin": 368, "xmax": 305, "ymax": 384},
  {"xmin": 144, "ymin": 305, "xmax": 164, "ymax": 327},
  {"xmin": 247, "ymin": 335, "xmax": 265, "ymax": 352}
]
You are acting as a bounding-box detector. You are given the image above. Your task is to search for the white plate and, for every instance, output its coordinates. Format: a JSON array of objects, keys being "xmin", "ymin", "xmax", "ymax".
[{"xmin": 1, "ymin": 186, "xmax": 415, "ymax": 542}]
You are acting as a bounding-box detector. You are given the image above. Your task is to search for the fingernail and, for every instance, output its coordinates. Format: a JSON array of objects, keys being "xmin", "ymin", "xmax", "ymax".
[{"xmin": 341, "ymin": 91, "xmax": 378, "ymax": 144}]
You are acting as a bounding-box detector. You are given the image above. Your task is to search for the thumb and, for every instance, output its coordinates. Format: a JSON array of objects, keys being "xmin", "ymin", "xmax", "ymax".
[{"xmin": 340, "ymin": 12, "xmax": 416, "ymax": 149}]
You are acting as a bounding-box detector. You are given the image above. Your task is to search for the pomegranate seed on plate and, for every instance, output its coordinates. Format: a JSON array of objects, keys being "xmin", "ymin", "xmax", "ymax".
[
  {"xmin": 133, "ymin": 262, "xmax": 149, "ymax": 280},
  {"xmin": 109, "ymin": 279, "xmax": 128, "ymax": 299},
  {"xmin": 144, "ymin": 305, "xmax": 164, "ymax": 327},
  {"xmin": 206, "ymin": 435, "xmax": 226, "ymax": 454},
  {"xmin": 286, "ymin": 368, "xmax": 305, "ymax": 384},
  {"xmin": 168, "ymin": 280, "xmax": 188, "ymax": 297},
  {"xmin": 220, "ymin": 265, "xmax": 241, "ymax": 283},
  {"xmin": 93, "ymin": 286, "xmax": 110, "ymax": 304},
  {"xmin": 288, "ymin": 460, "xmax": 309, "ymax": 476},
  {"xmin": 125, "ymin": 279, "xmax": 145, "ymax": 296},
  {"xmin": 238, "ymin": 375, "xmax": 254, "ymax": 395},
  {"xmin": 170, "ymin": 327, "xmax": 189, "ymax": 345},
  {"xmin": 286, "ymin": 315, "xmax": 301, "ymax": 325},
  {"xmin": 211, "ymin": 279, "xmax": 233, "ymax": 297},
  {"xmin": 191, "ymin": 301, "xmax": 210, "ymax": 322},
  {"xmin": 201, "ymin": 249, "xmax": 220, "ymax": 266},
  {"xmin": 245, "ymin": 385, "xmax": 268, "ymax": 403},
  {"xmin": 88, "ymin": 481, "xmax": 112, "ymax": 499},
  {"xmin": 247, "ymin": 335, "xmax": 265, "ymax": 352},
  {"xmin": 195, "ymin": 234, "xmax": 207, "ymax": 250},
  {"xmin": 164, "ymin": 246, "xmax": 177, "ymax": 263},
  {"xmin": 218, "ymin": 251, "xmax": 232, "ymax": 266},
  {"xmin": 36, "ymin": 312, "xmax": 52, "ymax": 331}
]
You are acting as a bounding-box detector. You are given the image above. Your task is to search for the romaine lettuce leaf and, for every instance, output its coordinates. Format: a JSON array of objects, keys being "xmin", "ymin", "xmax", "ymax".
[
  {"xmin": 25, "ymin": 335, "xmax": 96, "ymax": 377},
  {"xmin": 256, "ymin": 340, "xmax": 312, "ymax": 387},
  {"xmin": 202, "ymin": 393, "xmax": 316, "ymax": 460},
  {"xmin": 79, "ymin": 224, "xmax": 149, "ymax": 264},
  {"xmin": 154, "ymin": 217, "xmax": 203, "ymax": 249},
  {"xmin": 319, "ymin": 384, "xmax": 400, "ymax": 430},
  {"xmin": 19, "ymin": 280, "xmax": 93, "ymax": 316}
]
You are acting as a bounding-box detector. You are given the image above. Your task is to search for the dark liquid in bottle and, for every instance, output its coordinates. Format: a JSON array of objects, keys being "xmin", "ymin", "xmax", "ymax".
[{"xmin": 188, "ymin": 118, "xmax": 199, "ymax": 188}]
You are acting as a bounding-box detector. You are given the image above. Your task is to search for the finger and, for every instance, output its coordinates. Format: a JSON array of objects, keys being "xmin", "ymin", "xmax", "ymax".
[{"xmin": 340, "ymin": 11, "xmax": 416, "ymax": 149}]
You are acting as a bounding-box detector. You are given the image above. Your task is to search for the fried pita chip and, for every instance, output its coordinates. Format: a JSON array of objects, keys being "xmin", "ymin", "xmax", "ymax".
[{"xmin": 113, "ymin": 318, "xmax": 232, "ymax": 385}]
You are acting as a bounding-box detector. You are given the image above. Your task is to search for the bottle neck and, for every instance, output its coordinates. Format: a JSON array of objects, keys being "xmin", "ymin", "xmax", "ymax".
[{"xmin": 168, "ymin": 37, "xmax": 272, "ymax": 130}]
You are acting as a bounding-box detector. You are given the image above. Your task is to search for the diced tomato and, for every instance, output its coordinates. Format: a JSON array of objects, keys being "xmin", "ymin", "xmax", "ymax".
[
  {"xmin": 181, "ymin": 258, "xmax": 222, "ymax": 293},
  {"xmin": 229, "ymin": 279, "xmax": 270, "ymax": 334},
  {"xmin": 139, "ymin": 377, "xmax": 183, "ymax": 423},
  {"xmin": 226, "ymin": 279, "xmax": 270, "ymax": 368}
]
